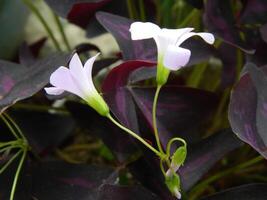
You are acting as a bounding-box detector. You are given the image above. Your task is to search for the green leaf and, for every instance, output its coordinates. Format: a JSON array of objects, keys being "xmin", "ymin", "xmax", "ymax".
[
  {"xmin": 172, "ymin": 146, "xmax": 187, "ymax": 166},
  {"xmin": 165, "ymin": 173, "xmax": 181, "ymax": 195}
]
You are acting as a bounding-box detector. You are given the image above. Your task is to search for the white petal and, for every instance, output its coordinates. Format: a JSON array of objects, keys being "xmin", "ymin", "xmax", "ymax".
[
  {"xmin": 163, "ymin": 45, "xmax": 191, "ymax": 70},
  {"xmin": 173, "ymin": 188, "xmax": 182, "ymax": 199},
  {"xmin": 69, "ymin": 53, "xmax": 91, "ymax": 97},
  {"xmin": 161, "ymin": 28, "xmax": 194, "ymax": 43},
  {"xmin": 176, "ymin": 32, "xmax": 215, "ymax": 46},
  {"xmin": 156, "ymin": 28, "xmax": 194, "ymax": 53},
  {"xmin": 49, "ymin": 66, "xmax": 84, "ymax": 98},
  {"xmin": 129, "ymin": 22, "xmax": 161, "ymax": 40},
  {"xmin": 44, "ymin": 87, "xmax": 65, "ymax": 95},
  {"xmin": 69, "ymin": 53, "xmax": 87, "ymax": 82},
  {"xmin": 84, "ymin": 53, "xmax": 100, "ymax": 80},
  {"xmin": 197, "ymin": 32, "xmax": 215, "ymax": 44}
]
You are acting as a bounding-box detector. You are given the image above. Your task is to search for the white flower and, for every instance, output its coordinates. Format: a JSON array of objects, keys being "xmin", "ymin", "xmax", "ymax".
[
  {"xmin": 129, "ymin": 22, "xmax": 215, "ymax": 85},
  {"xmin": 45, "ymin": 53, "xmax": 109, "ymax": 116}
]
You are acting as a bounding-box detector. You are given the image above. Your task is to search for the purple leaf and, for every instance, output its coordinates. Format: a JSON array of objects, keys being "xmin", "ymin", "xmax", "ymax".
[
  {"xmin": 240, "ymin": 0, "xmax": 267, "ymax": 24},
  {"xmin": 229, "ymin": 62, "xmax": 267, "ymax": 158},
  {"xmin": 200, "ymin": 183, "xmax": 267, "ymax": 200},
  {"xmin": 129, "ymin": 129, "xmax": 242, "ymax": 198},
  {"xmin": 180, "ymin": 129, "xmax": 243, "ymax": 190},
  {"xmin": 66, "ymin": 101, "xmax": 139, "ymax": 162},
  {"xmin": 244, "ymin": 28, "xmax": 267, "ymax": 67},
  {"xmin": 96, "ymin": 12, "xmax": 157, "ymax": 61},
  {"xmin": 128, "ymin": 155, "xmax": 175, "ymax": 200},
  {"xmin": 260, "ymin": 23, "xmax": 267, "ymax": 43},
  {"xmin": 8, "ymin": 110, "xmax": 75, "ymax": 155},
  {"xmin": 31, "ymin": 161, "xmax": 117, "ymax": 200},
  {"xmin": 0, "ymin": 160, "xmax": 161, "ymax": 200},
  {"xmin": 92, "ymin": 57, "xmax": 118, "ymax": 77},
  {"xmin": 45, "ymin": 0, "xmax": 129, "ymax": 37},
  {"xmin": 102, "ymin": 60, "xmax": 155, "ymax": 132},
  {"xmin": 18, "ymin": 38, "xmax": 47, "ymax": 66},
  {"xmin": 44, "ymin": 0, "xmax": 111, "ymax": 28},
  {"xmin": 218, "ymin": 43, "xmax": 240, "ymax": 89},
  {"xmin": 97, "ymin": 184, "xmax": 161, "ymax": 200},
  {"xmin": 203, "ymin": 0, "xmax": 254, "ymax": 53},
  {"xmin": 0, "ymin": 53, "xmax": 70, "ymax": 113},
  {"xmin": 130, "ymin": 86, "xmax": 218, "ymax": 147}
]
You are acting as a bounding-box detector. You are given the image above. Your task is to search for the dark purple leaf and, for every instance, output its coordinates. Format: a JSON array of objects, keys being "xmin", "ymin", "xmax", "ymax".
[
  {"xmin": 0, "ymin": 53, "xmax": 70, "ymax": 113},
  {"xmin": 1, "ymin": 160, "xmax": 160, "ymax": 200},
  {"xmin": 229, "ymin": 63, "xmax": 267, "ymax": 158},
  {"xmin": 180, "ymin": 129, "xmax": 243, "ymax": 190},
  {"xmin": 201, "ymin": 183, "xmax": 267, "ymax": 200},
  {"xmin": 97, "ymin": 184, "xmax": 161, "ymax": 200},
  {"xmin": 92, "ymin": 57, "xmax": 118, "ymax": 77},
  {"xmin": 243, "ymin": 28, "xmax": 267, "ymax": 67},
  {"xmin": 260, "ymin": 23, "xmax": 267, "ymax": 43},
  {"xmin": 129, "ymin": 129, "xmax": 242, "ymax": 198},
  {"xmin": 218, "ymin": 43, "xmax": 240, "ymax": 89},
  {"xmin": 66, "ymin": 101, "xmax": 139, "ymax": 162},
  {"xmin": 203, "ymin": 0, "xmax": 254, "ymax": 53},
  {"xmin": 102, "ymin": 60, "xmax": 155, "ymax": 132},
  {"xmin": 8, "ymin": 109, "xmax": 75, "ymax": 155},
  {"xmin": 96, "ymin": 12, "xmax": 157, "ymax": 61},
  {"xmin": 31, "ymin": 161, "xmax": 117, "ymax": 200},
  {"xmin": 45, "ymin": 0, "xmax": 129, "ymax": 37},
  {"xmin": 128, "ymin": 67, "xmax": 156, "ymax": 84},
  {"xmin": 14, "ymin": 38, "xmax": 46, "ymax": 66},
  {"xmin": 130, "ymin": 86, "xmax": 218, "ymax": 147},
  {"xmin": 186, "ymin": 0, "xmax": 203, "ymax": 9},
  {"xmin": 18, "ymin": 43, "xmax": 36, "ymax": 66},
  {"xmin": 128, "ymin": 154, "xmax": 175, "ymax": 200},
  {"xmin": 44, "ymin": 0, "xmax": 111, "ymax": 27},
  {"xmin": 181, "ymin": 37, "xmax": 217, "ymax": 66},
  {"xmin": 240, "ymin": 0, "xmax": 267, "ymax": 24},
  {"xmin": 75, "ymin": 42, "xmax": 101, "ymax": 54}
]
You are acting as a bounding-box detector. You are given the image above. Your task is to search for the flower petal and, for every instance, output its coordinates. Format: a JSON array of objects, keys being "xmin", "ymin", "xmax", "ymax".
[
  {"xmin": 69, "ymin": 53, "xmax": 87, "ymax": 82},
  {"xmin": 129, "ymin": 22, "xmax": 161, "ymax": 40},
  {"xmin": 84, "ymin": 53, "xmax": 100, "ymax": 80},
  {"xmin": 156, "ymin": 28, "xmax": 194, "ymax": 53},
  {"xmin": 44, "ymin": 87, "xmax": 65, "ymax": 95},
  {"xmin": 49, "ymin": 66, "xmax": 84, "ymax": 98},
  {"xmin": 163, "ymin": 45, "xmax": 191, "ymax": 70},
  {"xmin": 69, "ymin": 53, "xmax": 91, "ymax": 97},
  {"xmin": 176, "ymin": 32, "xmax": 215, "ymax": 46}
]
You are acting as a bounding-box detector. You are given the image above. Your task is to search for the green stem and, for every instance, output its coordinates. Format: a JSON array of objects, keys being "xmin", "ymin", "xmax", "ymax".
[
  {"xmin": 187, "ymin": 62, "xmax": 208, "ymax": 87},
  {"xmin": 138, "ymin": 0, "xmax": 146, "ymax": 21},
  {"xmin": 0, "ymin": 115, "xmax": 19, "ymax": 139},
  {"xmin": 9, "ymin": 149, "xmax": 27, "ymax": 200},
  {"xmin": 107, "ymin": 113, "xmax": 164, "ymax": 158},
  {"xmin": 177, "ymin": 9, "xmax": 198, "ymax": 28},
  {"xmin": 0, "ymin": 144, "xmax": 21, "ymax": 154},
  {"xmin": 152, "ymin": 85, "xmax": 164, "ymax": 153},
  {"xmin": 189, "ymin": 155, "xmax": 264, "ymax": 200},
  {"xmin": 0, "ymin": 150, "xmax": 22, "ymax": 175},
  {"xmin": 0, "ymin": 141, "xmax": 18, "ymax": 148},
  {"xmin": 3, "ymin": 114, "xmax": 26, "ymax": 141},
  {"xmin": 126, "ymin": 0, "xmax": 135, "ymax": 19},
  {"xmin": 166, "ymin": 137, "xmax": 187, "ymax": 158},
  {"xmin": 53, "ymin": 13, "xmax": 71, "ymax": 51},
  {"xmin": 22, "ymin": 0, "xmax": 62, "ymax": 51}
]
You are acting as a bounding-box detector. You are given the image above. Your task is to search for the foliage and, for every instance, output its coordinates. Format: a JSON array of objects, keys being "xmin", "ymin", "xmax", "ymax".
[{"xmin": 0, "ymin": 0, "xmax": 267, "ymax": 200}]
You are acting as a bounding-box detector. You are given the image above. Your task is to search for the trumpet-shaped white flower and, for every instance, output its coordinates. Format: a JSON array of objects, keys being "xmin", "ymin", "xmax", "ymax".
[
  {"xmin": 45, "ymin": 53, "xmax": 109, "ymax": 116},
  {"xmin": 129, "ymin": 22, "xmax": 215, "ymax": 85}
]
